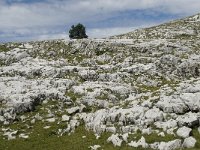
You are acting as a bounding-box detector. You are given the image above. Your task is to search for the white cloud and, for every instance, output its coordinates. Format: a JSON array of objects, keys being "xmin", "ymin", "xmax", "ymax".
[{"xmin": 1, "ymin": 0, "xmax": 200, "ymax": 42}]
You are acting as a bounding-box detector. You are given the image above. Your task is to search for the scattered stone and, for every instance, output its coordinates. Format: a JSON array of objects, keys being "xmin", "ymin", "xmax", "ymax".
[
  {"xmin": 128, "ymin": 141, "xmax": 138, "ymax": 148},
  {"xmin": 182, "ymin": 136, "xmax": 196, "ymax": 148},
  {"xmin": 67, "ymin": 107, "xmax": 80, "ymax": 115},
  {"xmin": 145, "ymin": 108, "xmax": 163, "ymax": 121},
  {"xmin": 122, "ymin": 133, "xmax": 129, "ymax": 143},
  {"xmin": 176, "ymin": 126, "xmax": 192, "ymax": 138},
  {"xmin": 31, "ymin": 119, "xmax": 36, "ymax": 124},
  {"xmin": 3, "ymin": 130, "xmax": 18, "ymax": 140},
  {"xmin": 158, "ymin": 132, "xmax": 165, "ymax": 137},
  {"xmin": 46, "ymin": 118, "xmax": 56, "ymax": 123},
  {"xmin": 62, "ymin": 115, "xmax": 70, "ymax": 122},
  {"xmin": 89, "ymin": 145, "xmax": 101, "ymax": 150},
  {"xmin": 107, "ymin": 134, "xmax": 123, "ymax": 147},
  {"xmin": 19, "ymin": 134, "xmax": 29, "ymax": 139},
  {"xmin": 128, "ymin": 136, "xmax": 148, "ymax": 148},
  {"xmin": 44, "ymin": 126, "xmax": 51, "ymax": 129},
  {"xmin": 158, "ymin": 139, "xmax": 182, "ymax": 150},
  {"xmin": 176, "ymin": 112, "xmax": 199, "ymax": 127},
  {"xmin": 142, "ymin": 128, "xmax": 152, "ymax": 135},
  {"xmin": 106, "ymin": 127, "xmax": 116, "ymax": 133},
  {"xmin": 1, "ymin": 16, "xmax": 200, "ymax": 148}
]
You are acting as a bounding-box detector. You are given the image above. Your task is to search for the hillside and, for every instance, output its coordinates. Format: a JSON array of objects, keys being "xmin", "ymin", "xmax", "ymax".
[{"xmin": 0, "ymin": 14, "xmax": 200, "ymax": 150}]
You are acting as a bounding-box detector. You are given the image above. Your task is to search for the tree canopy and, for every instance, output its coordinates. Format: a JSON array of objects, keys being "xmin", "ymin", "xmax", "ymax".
[{"xmin": 69, "ymin": 23, "xmax": 88, "ymax": 39}]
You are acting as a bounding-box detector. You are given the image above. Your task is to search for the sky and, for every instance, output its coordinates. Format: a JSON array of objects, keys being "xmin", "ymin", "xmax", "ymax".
[{"xmin": 0, "ymin": 0, "xmax": 200, "ymax": 43}]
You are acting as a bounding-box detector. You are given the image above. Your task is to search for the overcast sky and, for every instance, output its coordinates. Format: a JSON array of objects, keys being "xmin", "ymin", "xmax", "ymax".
[{"xmin": 1, "ymin": 0, "xmax": 200, "ymax": 43}]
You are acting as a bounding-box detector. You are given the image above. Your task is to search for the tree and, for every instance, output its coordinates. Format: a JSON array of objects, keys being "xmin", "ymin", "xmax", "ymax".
[{"xmin": 69, "ymin": 23, "xmax": 88, "ymax": 39}]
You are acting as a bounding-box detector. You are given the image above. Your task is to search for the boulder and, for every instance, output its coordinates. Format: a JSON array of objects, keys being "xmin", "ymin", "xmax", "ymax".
[
  {"xmin": 67, "ymin": 107, "xmax": 80, "ymax": 115},
  {"xmin": 182, "ymin": 136, "xmax": 196, "ymax": 148},
  {"xmin": 46, "ymin": 118, "xmax": 56, "ymax": 123},
  {"xmin": 158, "ymin": 139, "xmax": 182, "ymax": 150},
  {"xmin": 62, "ymin": 115, "xmax": 70, "ymax": 122},
  {"xmin": 144, "ymin": 108, "xmax": 163, "ymax": 121},
  {"xmin": 89, "ymin": 145, "xmax": 101, "ymax": 150},
  {"xmin": 107, "ymin": 134, "xmax": 123, "ymax": 147},
  {"xmin": 128, "ymin": 136, "xmax": 148, "ymax": 148},
  {"xmin": 176, "ymin": 126, "xmax": 192, "ymax": 138},
  {"xmin": 122, "ymin": 133, "xmax": 129, "ymax": 143},
  {"xmin": 176, "ymin": 112, "xmax": 199, "ymax": 127},
  {"xmin": 180, "ymin": 93, "xmax": 200, "ymax": 111},
  {"xmin": 156, "ymin": 96, "xmax": 188, "ymax": 114},
  {"xmin": 106, "ymin": 127, "xmax": 116, "ymax": 133}
]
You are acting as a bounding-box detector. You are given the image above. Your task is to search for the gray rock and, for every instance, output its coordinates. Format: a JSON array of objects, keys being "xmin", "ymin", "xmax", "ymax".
[
  {"xmin": 19, "ymin": 133, "xmax": 29, "ymax": 139},
  {"xmin": 107, "ymin": 134, "xmax": 123, "ymax": 147},
  {"xmin": 128, "ymin": 136, "xmax": 148, "ymax": 148},
  {"xmin": 156, "ymin": 96, "xmax": 188, "ymax": 114},
  {"xmin": 106, "ymin": 127, "xmax": 116, "ymax": 133},
  {"xmin": 145, "ymin": 108, "xmax": 164, "ymax": 121},
  {"xmin": 122, "ymin": 133, "xmax": 129, "ymax": 143},
  {"xmin": 180, "ymin": 93, "xmax": 200, "ymax": 111},
  {"xmin": 142, "ymin": 128, "xmax": 152, "ymax": 135},
  {"xmin": 67, "ymin": 107, "xmax": 80, "ymax": 115},
  {"xmin": 182, "ymin": 136, "xmax": 196, "ymax": 148},
  {"xmin": 176, "ymin": 112, "xmax": 199, "ymax": 127},
  {"xmin": 89, "ymin": 145, "xmax": 101, "ymax": 150},
  {"xmin": 62, "ymin": 115, "xmax": 70, "ymax": 122},
  {"xmin": 176, "ymin": 126, "xmax": 192, "ymax": 138},
  {"xmin": 46, "ymin": 118, "xmax": 56, "ymax": 123},
  {"xmin": 158, "ymin": 139, "xmax": 182, "ymax": 150}
]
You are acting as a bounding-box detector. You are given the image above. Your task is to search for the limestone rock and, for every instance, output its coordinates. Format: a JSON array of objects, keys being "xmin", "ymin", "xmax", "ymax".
[
  {"xmin": 182, "ymin": 136, "xmax": 196, "ymax": 148},
  {"xmin": 62, "ymin": 115, "xmax": 70, "ymax": 122},
  {"xmin": 158, "ymin": 139, "xmax": 182, "ymax": 150},
  {"xmin": 46, "ymin": 118, "xmax": 56, "ymax": 123},
  {"xmin": 107, "ymin": 134, "xmax": 123, "ymax": 147},
  {"xmin": 176, "ymin": 126, "xmax": 192, "ymax": 138},
  {"xmin": 67, "ymin": 107, "xmax": 80, "ymax": 115}
]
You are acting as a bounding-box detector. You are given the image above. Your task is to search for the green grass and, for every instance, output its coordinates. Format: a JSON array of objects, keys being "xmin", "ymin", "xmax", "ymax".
[
  {"xmin": 0, "ymin": 122, "xmax": 148, "ymax": 150},
  {"xmin": 2, "ymin": 121, "xmax": 199, "ymax": 150},
  {"xmin": 65, "ymin": 90, "xmax": 83, "ymax": 102},
  {"xmin": 0, "ymin": 99, "xmax": 200, "ymax": 150},
  {"xmin": 0, "ymin": 45, "xmax": 10, "ymax": 52}
]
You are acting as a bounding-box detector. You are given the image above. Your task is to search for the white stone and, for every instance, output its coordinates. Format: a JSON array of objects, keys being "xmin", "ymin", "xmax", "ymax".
[
  {"xmin": 106, "ymin": 127, "xmax": 116, "ymax": 133},
  {"xmin": 158, "ymin": 139, "xmax": 182, "ymax": 150},
  {"xmin": 67, "ymin": 107, "xmax": 79, "ymax": 115},
  {"xmin": 138, "ymin": 136, "xmax": 149, "ymax": 148},
  {"xmin": 128, "ymin": 136, "xmax": 148, "ymax": 148},
  {"xmin": 182, "ymin": 136, "xmax": 196, "ymax": 148},
  {"xmin": 107, "ymin": 134, "xmax": 123, "ymax": 147},
  {"xmin": 43, "ymin": 126, "xmax": 51, "ymax": 129},
  {"xmin": 31, "ymin": 119, "xmax": 36, "ymax": 124},
  {"xmin": 176, "ymin": 126, "xmax": 192, "ymax": 138},
  {"xmin": 142, "ymin": 128, "xmax": 152, "ymax": 135},
  {"xmin": 19, "ymin": 134, "xmax": 29, "ymax": 139},
  {"xmin": 176, "ymin": 112, "xmax": 199, "ymax": 127},
  {"xmin": 128, "ymin": 141, "xmax": 138, "ymax": 147},
  {"xmin": 122, "ymin": 133, "xmax": 129, "ymax": 143},
  {"xmin": 46, "ymin": 118, "xmax": 56, "ymax": 123},
  {"xmin": 62, "ymin": 115, "xmax": 70, "ymax": 122},
  {"xmin": 89, "ymin": 145, "xmax": 101, "ymax": 150},
  {"xmin": 158, "ymin": 132, "xmax": 165, "ymax": 137},
  {"xmin": 145, "ymin": 108, "xmax": 163, "ymax": 121}
]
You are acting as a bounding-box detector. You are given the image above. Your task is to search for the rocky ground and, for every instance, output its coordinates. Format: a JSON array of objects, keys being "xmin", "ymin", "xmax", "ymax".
[{"xmin": 0, "ymin": 14, "xmax": 200, "ymax": 150}]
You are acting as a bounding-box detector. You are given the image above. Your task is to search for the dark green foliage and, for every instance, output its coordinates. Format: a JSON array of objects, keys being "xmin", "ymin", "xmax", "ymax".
[
  {"xmin": 0, "ymin": 44, "xmax": 9, "ymax": 52},
  {"xmin": 69, "ymin": 23, "xmax": 88, "ymax": 39}
]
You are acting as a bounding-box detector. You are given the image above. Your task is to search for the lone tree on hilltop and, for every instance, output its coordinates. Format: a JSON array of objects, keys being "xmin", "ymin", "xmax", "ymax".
[{"xmin": 69, "ymin": 23, "xmax": 88, "ymax": 39}]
